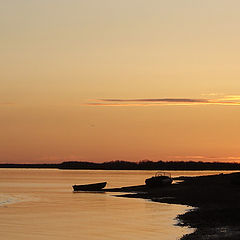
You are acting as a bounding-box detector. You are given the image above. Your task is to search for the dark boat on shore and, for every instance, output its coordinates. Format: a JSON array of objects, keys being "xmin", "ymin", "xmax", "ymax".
[
  {"xmin": 145, "ymin": 172, "xmax": 172, "ymax": 187},
  {"xmin": 72, "ymin": 182, "xmax": 107, "ymax": 191}
]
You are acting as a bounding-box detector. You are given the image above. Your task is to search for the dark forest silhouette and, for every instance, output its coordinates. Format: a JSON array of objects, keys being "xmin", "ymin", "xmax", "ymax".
[{"xmin": 0, "ymin": 160, "xmax": 240, "ymax": 170}]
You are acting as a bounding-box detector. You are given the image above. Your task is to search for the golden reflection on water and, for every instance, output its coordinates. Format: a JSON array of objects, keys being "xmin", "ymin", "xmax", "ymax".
[{"xmin": 0, "ymin": 169, "xmax": 233, "ymax": 240}]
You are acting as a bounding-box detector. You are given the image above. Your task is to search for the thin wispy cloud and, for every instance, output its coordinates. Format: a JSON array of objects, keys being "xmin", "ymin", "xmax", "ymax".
[
  {"xmin": 99, "ymin": 98, "xmax": 209, "ymax": 103},
  {"xmin": 85, "ymin": 95, "xmax": 240, "ymax": 106}
]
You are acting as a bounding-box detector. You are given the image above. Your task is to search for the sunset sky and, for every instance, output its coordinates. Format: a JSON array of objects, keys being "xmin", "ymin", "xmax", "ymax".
[{"xmin": 1, "ymin": 1, "xmax": 240, "ymax": 163}]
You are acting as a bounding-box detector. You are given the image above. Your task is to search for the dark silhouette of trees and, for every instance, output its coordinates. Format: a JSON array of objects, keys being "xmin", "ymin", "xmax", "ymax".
[{"xmin": 1, "ymin": 160, "xmax": 240, "ymax": 170}]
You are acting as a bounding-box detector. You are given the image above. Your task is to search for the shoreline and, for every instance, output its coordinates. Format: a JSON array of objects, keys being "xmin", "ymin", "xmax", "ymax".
[{"xmin": 113, "ymin": 172, "xmax": 240, "ymax": 240}]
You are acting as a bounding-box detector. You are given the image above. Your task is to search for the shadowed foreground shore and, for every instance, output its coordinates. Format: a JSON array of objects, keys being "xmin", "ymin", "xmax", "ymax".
[{"xmin": 105, "ymin": 172, "xmax": 240, "ymax": 240}]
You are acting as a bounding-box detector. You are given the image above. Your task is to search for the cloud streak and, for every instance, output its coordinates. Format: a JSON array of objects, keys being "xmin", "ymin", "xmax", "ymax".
[
  {"xmin": 85, "ymin": 95, "xmax": 240, "ymax": 106},
  {"xmin": 99, "ymin": 98, "xmax": 209, "ymax": 103}
]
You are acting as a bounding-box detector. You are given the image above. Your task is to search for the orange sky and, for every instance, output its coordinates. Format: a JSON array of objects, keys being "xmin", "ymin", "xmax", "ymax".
[{"xmin": 1, "ymin": 1, "xmax": 240, "ymax": 163}]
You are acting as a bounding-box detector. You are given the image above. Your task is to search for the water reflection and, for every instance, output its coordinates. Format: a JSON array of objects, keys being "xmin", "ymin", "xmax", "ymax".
[{"xmin": 0, "ymin": 169, "xmax": 233, "ymax": 240}]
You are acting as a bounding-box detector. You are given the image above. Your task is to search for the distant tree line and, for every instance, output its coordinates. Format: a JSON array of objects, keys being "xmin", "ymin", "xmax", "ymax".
[
  {"xmin": 0, "ymin": 160, "xmax": 240, "ymax": 170},
  {"xmin": 58, "ymin": 160, "xmax": 240, "ymax": 170},
  {"xmin": 1, "ymin": 160, "xmax": 240, "ymax": 170}
]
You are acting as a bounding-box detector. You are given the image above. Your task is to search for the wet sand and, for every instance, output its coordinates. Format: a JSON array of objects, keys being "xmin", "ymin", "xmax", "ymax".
[{"xmin": 108, "ymin": 172, "xmax": 240, "ymax": 240}]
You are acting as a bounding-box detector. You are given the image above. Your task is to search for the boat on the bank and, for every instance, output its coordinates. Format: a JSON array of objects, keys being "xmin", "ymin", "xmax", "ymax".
[
  {"xmin": 72, "ymin": 182, "xmax": 107, "ymax": 191},
  {"xmin": 145, "ymin": 172, "xmax": 172, "ymax": 187}
]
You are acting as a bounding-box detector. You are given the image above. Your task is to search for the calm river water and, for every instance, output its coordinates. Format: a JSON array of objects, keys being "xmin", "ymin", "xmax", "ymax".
[{"xmin": 0, "ymin": 169, "xmax": 233, "ymax": 240}]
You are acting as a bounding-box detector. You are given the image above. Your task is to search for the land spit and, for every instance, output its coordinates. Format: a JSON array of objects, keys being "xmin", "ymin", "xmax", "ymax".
[{"xmin": 103, "ymin": 172, "xmax": 240, "ymax": 240}]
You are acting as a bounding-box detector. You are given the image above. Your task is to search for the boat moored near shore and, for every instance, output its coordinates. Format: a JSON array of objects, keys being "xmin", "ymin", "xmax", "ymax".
[
  {"xmin": 145, "ymin": 172, "xmax": 172, "ymax": 187},
  {"xmin": 72, "ymin": 182, "xmax": 107, "ymax": 191}
]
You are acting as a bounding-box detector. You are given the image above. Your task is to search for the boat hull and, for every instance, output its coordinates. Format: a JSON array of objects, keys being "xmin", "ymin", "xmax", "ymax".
[
  {"xmin": 72, "ymin": 182, "xmax": 107, "ymax": 191},
  {"xmin": 145, "ymin": 176, "xmax": 172, "ymax": 187}
]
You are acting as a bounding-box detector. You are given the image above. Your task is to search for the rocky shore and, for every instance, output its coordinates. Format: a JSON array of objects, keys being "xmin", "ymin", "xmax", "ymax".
[{"xmin": 111, "ymin": 172, "xmax": 240, "ymax": 240}]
